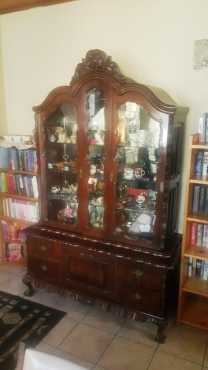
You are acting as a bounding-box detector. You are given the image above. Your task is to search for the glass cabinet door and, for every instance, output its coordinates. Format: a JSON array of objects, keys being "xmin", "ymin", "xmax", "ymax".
[
  {"xmin": 44, "ymin": 103, "xmax": 79, "ymax": 225},
  {"xmin": 114, "ymin": 102, "xmax": 161, "ymax": 241},
  {"xmin": 85, "ymin": 88, "xmax": 106, "ymax": 230}
]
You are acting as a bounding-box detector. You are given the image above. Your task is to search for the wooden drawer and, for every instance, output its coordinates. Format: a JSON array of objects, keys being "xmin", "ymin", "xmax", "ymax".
[
  {"xmin": 63, "ymin": 244, "xmax": 117, "ymax": 302},
  {"xmin": 116, "ymin": 262, "xmax": 164, "ymax": 315},
  {"xmin": 27, "ymin": 235, "xmax": 62, "ymax": 261},
  {"xmin": 28, "ymin": 256, "xmax": 63, "ymax": 285},
  {"xmin": 116, "ymin": 263, "xmax": 163, "ymax": 294}
]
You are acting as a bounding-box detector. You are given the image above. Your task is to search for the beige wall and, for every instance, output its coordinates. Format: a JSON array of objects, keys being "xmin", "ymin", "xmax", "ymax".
[
  {"xmin": 0, "ymin": 20, "xmax": 7, "ymax": 134},
  {"xmin": 0, "ymin": 0, "xmax": 208, "ymax": 230}
]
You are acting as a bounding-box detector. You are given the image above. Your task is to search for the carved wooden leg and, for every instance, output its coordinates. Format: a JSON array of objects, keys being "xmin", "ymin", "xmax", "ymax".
[
  {"xmin": 155, "ymin": 321, "xmax": 167, "ymax": 343},
  {"xmin": 23, "ymin": 273, "xmax": 35, "ymax": 297}
]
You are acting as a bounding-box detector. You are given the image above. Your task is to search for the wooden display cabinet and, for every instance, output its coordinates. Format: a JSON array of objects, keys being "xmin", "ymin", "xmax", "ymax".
[{"xmin": 23, "ymin": 49, "xmax": 188, "ymax": 342}]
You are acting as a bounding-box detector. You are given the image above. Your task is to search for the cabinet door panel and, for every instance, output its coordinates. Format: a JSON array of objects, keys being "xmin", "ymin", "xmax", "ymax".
[
  {"xmin": 85, "ymin": 88, "xmax": 107, "ymax": 230},
  {"xmin": 40, "ymin": 102, "xmax": 80, "ymax": 228},
  {"xmin": 64, "ymin": 246, "xmax": 116, "ymax": 300},
  {"xmin": 112, "ymin": 100, "xmax": 165, "ymax": 242}
]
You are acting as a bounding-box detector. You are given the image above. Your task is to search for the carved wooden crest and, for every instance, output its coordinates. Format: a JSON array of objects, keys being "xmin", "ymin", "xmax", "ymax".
[{"xmin": 71, "ymin": 49, "xmax": 132, "ymax": 85}]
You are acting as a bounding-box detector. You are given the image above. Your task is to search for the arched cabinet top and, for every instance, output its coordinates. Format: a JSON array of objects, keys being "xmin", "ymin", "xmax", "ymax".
[{"xmin": 33, "ymin": 49, "xmax": 188, "ymax": 117}]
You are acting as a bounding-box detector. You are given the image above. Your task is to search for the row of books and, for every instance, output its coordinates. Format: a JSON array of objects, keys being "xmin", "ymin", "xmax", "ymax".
[
  {"xmin": 194, "ymin": 151, "xmax": 208, "ymax": 178},
  {"xmin": 0, "ymin": 173, "xmax": 38, "ymax": 198},
  {"xmin": 187, "ymin": 257, "xmax": 208, "ymax": 280},
  {"xmin": 0, "ymin": 220, "xmax": 26, "ymax": 242},
  {"xmin": 0, "ymin": 147, "xmax": 37, "ymax": 172},
  {"xmin": 5, "ymin": 243, "xmax": 25, "ymax": 263},
  {"xmin": 190, "ymin": 223, "xmax": 208, "ymax": 248},
  {"xmin": 198, "ymin": 112, "xmax": 208, "ymax": 144},
  {"xmin": 0, "ymin": 198, "xmax": 39, "ymax": 222},
  {"xmin": 192, "ymin": 185, "xmax": 208, "ymax": 216}
]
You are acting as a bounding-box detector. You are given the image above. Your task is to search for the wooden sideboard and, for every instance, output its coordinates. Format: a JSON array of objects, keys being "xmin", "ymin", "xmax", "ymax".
[{"xmin": 23, "ymin": 49, "xmax": 188, "ymax": 342}]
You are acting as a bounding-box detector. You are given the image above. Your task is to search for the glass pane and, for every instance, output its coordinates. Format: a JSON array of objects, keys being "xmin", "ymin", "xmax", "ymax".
[
  {"xmin": 86, "ymin": 88, "xmax": 105, "ymax": 228},
  {"xmin": 45, "ymin": 103, "xmax": 78, "ymax": 224},
  {"xmin": 115, "ymin": 102, "xmax": 161, "ymax": 240}
]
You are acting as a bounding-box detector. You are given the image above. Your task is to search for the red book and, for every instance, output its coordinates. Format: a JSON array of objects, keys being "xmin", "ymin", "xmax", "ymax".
[
  {"xmin": 190, "ymin": 223, "xmax": 197, "ymax": 246},
  {"xmin": 7, "ymin": 174, "xmax": 15, "ymax": 193}
]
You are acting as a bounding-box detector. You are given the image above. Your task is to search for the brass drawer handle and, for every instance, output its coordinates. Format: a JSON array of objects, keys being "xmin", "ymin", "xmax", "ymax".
[
  {"xmin": 133, "ymin": 269, "xmax": 144, "ymax": 278},
  {"xmin": 40, "ymin": 265, "xmax": 48, "ymax": 272},
  {"xmin": 40, "ymin": 245, "xmax": 47, "ymax": 252}
]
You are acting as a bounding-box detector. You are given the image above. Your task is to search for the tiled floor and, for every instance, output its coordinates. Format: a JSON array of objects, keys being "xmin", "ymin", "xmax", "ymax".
[{"xmin": 0, "ymin": 264, "xmax": 208, "ymax": 370}]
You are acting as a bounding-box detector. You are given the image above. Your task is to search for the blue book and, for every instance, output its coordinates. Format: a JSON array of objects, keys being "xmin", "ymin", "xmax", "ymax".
[
  {"xmin": 195, "ymin": 151, "xmax": 203, "ymax": 178},
  {"xmin": 0, "ymin": 147, "xmax": 9, "ymax": 169}
]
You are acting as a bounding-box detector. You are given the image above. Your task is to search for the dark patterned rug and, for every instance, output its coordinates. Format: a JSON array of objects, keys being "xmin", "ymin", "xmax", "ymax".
[{"xmin": 0, "ymin": 291, "xmax": 65, "ymax": 370}]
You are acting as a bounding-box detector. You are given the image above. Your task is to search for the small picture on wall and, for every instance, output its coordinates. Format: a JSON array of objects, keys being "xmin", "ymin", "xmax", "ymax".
[{"xmin": 194, "ymin": 39, "xmax": 208, "ymax": 70}]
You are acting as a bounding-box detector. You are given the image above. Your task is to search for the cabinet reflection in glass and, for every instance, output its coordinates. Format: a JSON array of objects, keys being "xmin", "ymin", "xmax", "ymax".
[
  {"xmin": 86, "ymin": 88, "xmax": 106, "ymax": 228},
  {"xmin": 115, "ymin": 102, "xmax": 161, "ymax": 239}
]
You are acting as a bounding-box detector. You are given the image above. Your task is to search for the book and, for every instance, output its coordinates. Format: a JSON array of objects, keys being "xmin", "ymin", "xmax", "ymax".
[
  {"xmin": 199, "ymin": 186, "xmax": 206, "ymax": 215},
  {"xmin": 202, "ymin": 152, "xmax": 208, "ymax": 178},
  {"xmin": 190, "ymin": 222, "xmax": 197, "ymax": 246},
  {"xmin": 196, "ymin": 259, "xmax": 202, "ymax": 276},
  {"xmin": 202, "ymin": 225, "xmax": 208, "ymax": 248},
  {"xmin": 203, "ymin": 262, "xmax": 208, "ymax": 280},
  {"xmin": 204, "ymin": 187, "xmax": 208, "ymax": 216},
  {"xmin": 192, "ymin": 185, "xmax": 200, "ymax": 214},
  {"xmin": 6, "ymin": 242, "xmax": 24, "ymax": 262},
  {"xmin": 199, "ymin": 113, "xmax": 207, "ymax": 143},
  {"xmin": 188, "ymin": 257, "xmax": 193, "ymax": 277},
  {"xmin": 195, "ymin": 151, "xmax": 204, "ymax": 178},
  {"xmin": 196, "ymin": 224, "xmax": 204, "ymax": 247}
]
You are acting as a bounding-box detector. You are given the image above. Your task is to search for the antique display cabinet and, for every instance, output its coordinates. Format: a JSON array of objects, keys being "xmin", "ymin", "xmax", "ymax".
[{"xmin": 23, "ymin": 49, "xmax": 188, "ymax": 342}]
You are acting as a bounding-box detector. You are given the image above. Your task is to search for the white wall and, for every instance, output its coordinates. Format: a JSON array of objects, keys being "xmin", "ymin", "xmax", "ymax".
[
  {"xmin": 0, "ymin": 20, "xmax": 7, "ymax": 134},
  {"xmin": 0, "ymin": 0, "xmax": 208, "ymax": 230}
]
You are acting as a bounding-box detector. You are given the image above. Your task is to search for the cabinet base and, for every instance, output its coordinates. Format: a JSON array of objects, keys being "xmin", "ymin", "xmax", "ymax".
[{"xmin": 22, "ymin": 274, "xmax": 167, "ymax": 342}]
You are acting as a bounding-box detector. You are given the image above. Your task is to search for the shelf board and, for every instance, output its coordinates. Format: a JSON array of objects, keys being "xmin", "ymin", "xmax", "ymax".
[
  {"xmin": 0, "ymin": 168, "xmax": 38, "ymax": 176},
  {"xmin": 4, "ymin": 240, "xmax": 25, "ymax": 244},
  {"xmin": 0, "ymin": 192, "xmax": 38, "ymax": 202},
  {"xmin": 184, "ymin": 246, "xmax": 208, "ymax": 261},
  {"xmin": 182, "ymin": 277, "xmax": 208, "ymax": 298},
  {"xmin": 187, "ymin": 216, "xmax": 208, "ymax": 224},
  {"xmin": 180, "ymin": 297, "xmax": 208, "ymax": 330},
  {"xmin": 0, "ymin": 215, "xmax": 35, "ymax": 226},
  {"xmin": 190, "ymin": 178, "xmax": 208, "ymax": 185},
  {"xmin": 192, "ymin": 144, "xmax": 208, "ymax": 150}
]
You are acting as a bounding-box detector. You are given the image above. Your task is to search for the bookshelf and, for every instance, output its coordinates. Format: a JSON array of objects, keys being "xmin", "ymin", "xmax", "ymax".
[
  {"xmin": 0, "ymin": 135, "xmax": 39, "ymax": 264},
  {"xmin": 178, "ymin": 133, "xmax": 208, "ymax": 330}
]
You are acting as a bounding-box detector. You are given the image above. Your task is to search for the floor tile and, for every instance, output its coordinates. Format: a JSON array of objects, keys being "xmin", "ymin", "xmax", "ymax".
[
  {"xmin": 98, "ymin": 336, "xmax": 155, "ymax": 370},
  {"xmin": 55, "ymin": 349, "xmax": 94, "ymax": 369},
  {"xmin": 43, "ymin": 314, "xmax": 78, "ymax": 347},
  {"xmin": 55, "ymin": 296, "xmax": 91, "ymax": 320},
  {"xmin": 158, "ymin": 324, "xmax": 208, "ymax": 365},
  {"xmin": 83, "ymin": 307, "xmax": 124, "ymax": 334},
  {"xmin": 0, "ymin": 275, "xmax": 25, "ymax": 296},
  {"xmin": 117, "ymin": 319, "xmax": 158, "ymax": 348},
  {"xmin": 59, "ymin": 323, "xmax": 114, "ymax": 364},
  {"xmin": 35, "ymin": 342, "xmax": 58, "ymax": 355},
  {"xmin": 149, "ymin": 351, "xmax": 202, "ymax": 370}
]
